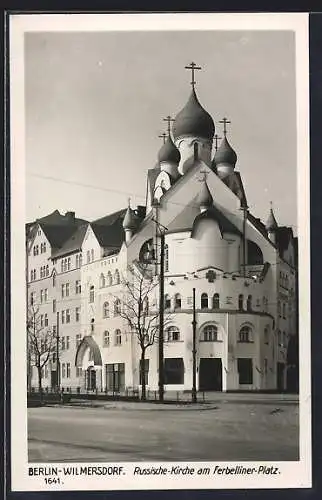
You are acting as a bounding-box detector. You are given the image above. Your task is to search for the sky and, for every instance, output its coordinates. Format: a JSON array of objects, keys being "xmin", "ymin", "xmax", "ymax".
[{"xmin": 25, "ymin": 29, "xmax": 297, "ymax": 230}]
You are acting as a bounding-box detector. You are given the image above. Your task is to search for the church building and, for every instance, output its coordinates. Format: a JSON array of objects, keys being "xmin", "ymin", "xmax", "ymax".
[{"xmin": 26, "ymin": 64, "xmax": 298, "ymax": 394}]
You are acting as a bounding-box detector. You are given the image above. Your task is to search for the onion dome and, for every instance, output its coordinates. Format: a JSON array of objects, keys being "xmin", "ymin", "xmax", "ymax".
[
  {"xmin": 173, "ymin": 88, "xmax": 215, "ymax": 141},
  {"xmin": 266, "ymin": 207, "xmax": 278, "ymax": 232},
  {"xmin": 197, "ymin": 180, "xmax": 213, "ymax": 209},
  {"xmin": 214, "ymin": 136, "xmax": 237, "ymax": 167},
  {"xmin": 122, "ymin": 206, "xmax": 136, "ymax": 231},
  {"xmin": 157, "ymin": 135, "xmax": 181, "ymax": 164}
]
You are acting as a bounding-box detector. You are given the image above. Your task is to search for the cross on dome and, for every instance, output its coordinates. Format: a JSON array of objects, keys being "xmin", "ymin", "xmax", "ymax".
[
  {"xmin": 185, "ymin": 62, "xmax": 202, "ymax": 89},
  {"xmin": 163, "ymin": 116, "xmax": 175, "ymax": 136},
  {"xmin": 219, "ymin": 117, "xmax": 231, "ymax": 137},
  {"xmin": 158, "ymin": 133, "xmax": 167, "ymax": 144}
]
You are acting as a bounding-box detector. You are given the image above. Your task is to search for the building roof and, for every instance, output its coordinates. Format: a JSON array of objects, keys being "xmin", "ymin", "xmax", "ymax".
[
  {"xmin": 172, "ymin": 88, "xmax": 215, "ymax": 141},
  {"xmin": 275, "ymin": 226, "xmax": 294, "ymax": 256},
  {"xmin": 27, "ymin": 210, "xmax": 88, "ymax": 250},
  {"xmin": 266, "ymin": 208, "xmax": 278, "ymax": 231},
  {"xmin": 91, "ymin": 208, "xmax": 127, "ymax": 251},
  {"xmin": 191, "ymin": 205, "xmax": 242, "ymax": 237},
  {"xmin": 51, "ymin": 223, "xmax": 89, "ymax": 258},
  {"xmin": 196, "ymin": 180, "xmax": 213, "ymax": 208},
  {"xmin": 221, "ymin": 171, "xmax": 247, "ymax": 208}
]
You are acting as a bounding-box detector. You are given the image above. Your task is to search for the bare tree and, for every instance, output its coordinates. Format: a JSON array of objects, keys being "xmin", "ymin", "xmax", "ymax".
[
  {"xmin": 116, "ymin": 262, "xmax": 165, "ymax": 400},
  {"xmin": 27, "ymin": 305, "xmax": 57, "ymax": 402}
]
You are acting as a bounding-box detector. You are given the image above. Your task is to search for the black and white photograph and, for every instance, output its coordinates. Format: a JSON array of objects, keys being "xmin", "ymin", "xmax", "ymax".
[{"xmin": 9, "ymin": 13, "xmax": 311, "ymax": 491}]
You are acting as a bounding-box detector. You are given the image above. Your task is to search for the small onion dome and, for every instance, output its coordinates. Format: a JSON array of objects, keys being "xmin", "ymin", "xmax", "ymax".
[
  {"xmin": 214, "ymin": 136, "xmax": 237, "ymax": 167},
  {"xmin": 123, "ymin": 206, "xmax": 136, "ymax": 231},
  {"xmin": 197, "ymin": 180, "xmax": 213, "ymax": 208},
  {"xmin": 173, "ymin": 88, "xmax": 215, "ymax": 141},
  {"xmin": 157, "ymin": 135, "xmax": 181, "ymax": 164},
  {"xmin": 266, "ymin": 208, "xmax": 278, "ymax": 232}
]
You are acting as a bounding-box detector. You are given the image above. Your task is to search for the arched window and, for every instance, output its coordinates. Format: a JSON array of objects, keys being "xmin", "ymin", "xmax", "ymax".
[
  {"xmin": 100, "ymin": 273, "xmax": 105, "ymax": 288},
  {"xmin": 212, "ymin": 293, "xmax": 220, "ymax": 309},
  {"xmin": 246, "ymin": 295, "xmax": 252, "ymax": 311},
  {"xmin": 238, "ymin": 294, "xmax": 244, "ymax": 310},
  {"xmin": 193, "ymin": 141, "xmax": 199, "ymax": 159},
  {"xmin": 91, "ymin": 249, "xmax": 94, "ymax": 262},
  {"xmin": 90, "ymin": 318, "xmax": 95, "ymax": 333},
  {"xmin": 87, "ymin": 251, "xmax": 90, "ymax": 264},
  {"xmin": 107, "ymin": 271, "xmax": 112, "ymax": 286},
  {"xmin": 103, "ymin": 301, "xmax": 109, "ymax": 318},
  {"xmin": 264, "ymin": 327, "xmax": 269, "ymax": 345},
  {"xmin": 114, "ymin": 298, "xmax": 121, "ymax": 316},
  {"xmin": 164, "ymin": 294, "xmax": 171, "ymax": 310},
  {"xmin": 201, "ymin": 293, "xmax": 208, "ymax": 309},
  {"xmin": 239, "ymin": 326, "xmax": 251, "ymax": 342},
  {"xmin": 202, "ymin": 325, "xmax": 218, "ymax": 342},
  {"xmin": 114, "ymin": 269, "xmax": 120, "ymax": 285},
  {"xmin": 174, "ymin": 293, "xmax": 181, "ymax": 309},
  {"xmin": 115, "ymin": 329, "xmax": 122, "ymax": 345},
  {"xmin": 79, "ymin": 254, "xmax": 82, "ymax": 267},
  {"xmin": 46, "ymin": 264, "xmax": 49, "ymax": 276},
  {"xmin": 89, "ymin": 285, "xmax": 94, "ymax": 303},
  {"xmin": 52, "ymin": 273, "xmax": 56, "ymax": 287},
  {"xmin": 167, "ymin": 326, "xmax": 180, "ymax": 342},
  {"xmin": 164, "ymin": 244, "xmax": 169, "ymax": 272},
  {"xmin": 43, "ymin": 242, "xmax": 46, "ymax": 253}
]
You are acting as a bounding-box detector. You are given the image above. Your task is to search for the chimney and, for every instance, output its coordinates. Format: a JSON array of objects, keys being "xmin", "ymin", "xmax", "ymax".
[{"xmin": 65, "ymin": 211, "xmax": 75, "ymax": 222}]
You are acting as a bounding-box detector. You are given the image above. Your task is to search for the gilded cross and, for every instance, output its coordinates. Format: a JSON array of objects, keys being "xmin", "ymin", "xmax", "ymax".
[
  {"xmin": 163, "ymin": 116, "xmax": 175, "ymax": 136},
  {"xmin": 185, "ymin": 62, "xmax": 202, "ymax": 88},
  {"xmin": 219, "ymin": 117, "xmax": 231, "ymax": 136}
]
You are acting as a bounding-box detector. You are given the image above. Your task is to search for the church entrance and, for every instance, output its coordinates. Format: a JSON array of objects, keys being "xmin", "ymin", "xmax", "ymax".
[
  {"xmin": 199, "ymin": 358, "xmax": 222, "ymax": 391},
  {"xmin": 86, "ymin": 367, "xmax": 96, "ymax": 391}
]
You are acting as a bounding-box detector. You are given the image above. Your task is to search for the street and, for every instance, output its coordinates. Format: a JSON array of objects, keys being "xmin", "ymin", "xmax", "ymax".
[{"xmin": 28, "ymin": 400, "xmax": 299, "ymax": 462}]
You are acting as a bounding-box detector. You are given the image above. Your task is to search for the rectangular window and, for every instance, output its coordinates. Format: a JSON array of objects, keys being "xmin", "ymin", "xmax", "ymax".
[
  {"xmin": 44, "ymin": 314, "xmax": 48, "ymax": 326},
  {"xmin": 53, "ymin": 299, "xmax": 56, "ymax": 313},
  {"xmin": 40, "ymin": 314, "xmax": 43, "ymax": 327},
  {"xmin": 44, "ymin": 289, "xmax": 48, "ymax": 301},
  {"xmin": 139, "ymin": 359, "xmax": 149, "ymax": 385},
  {"xmin": 62, "ymin": 363, "xmax": 66, "ymax": 378},
  {"xmin": 103, "ymin": 331, "xmax": 110, "ymax": 347},
  {"xmin": 237, "ymin": 358, "xmax": 253, "ymax": 385},
  {"xmin": 61, "ymin": 284, "xmax": 65, "ymax": 298},
  {"xmin": 40, "ymin": 290, "xmax": 43, "ymax": 303},
  {"xmin": 164, "ymin": 358, "xmax": 184, "ymax": 385},
  {"xmin": 76, "ymin": 366, "xmax": 82, "ymax": 377},
  {"xmin": 66, "ymin": 336, "xmax": 70, "ymax": 349},
  {"xmin": 61, "ymin": 310, "xmax": 65, "ymax": 324},
  {"xmin": 66, "ymin": 309, "xmax": 70, "ymax": 323},
  {"xmin": 66, "ymin": 283, "xmax": 70, "ymax": 297},
  {"xmin": 76, "ymin": 334, "xmax": 82, "ymax": 347},
  {"xmin": 30, "ymin": 292, "xmax": 35, "ymax": 306},
  {"xmin": 105, "ymin": 363, "xmax": 125, "ymax": 393},
  {"xmin": 75, "ymin": 280, "xmax": 81, "ymax": 294},
  {"xmin": 61, "ymin": 337, "xmax": 65, "ymax": 350},
  {"xmin": 75, "ymin": 307, "xmax": 80, "ymax": 322},
  {"xmin": 66, "ymin": 363, "xmax": 71, "ymax": 378}
]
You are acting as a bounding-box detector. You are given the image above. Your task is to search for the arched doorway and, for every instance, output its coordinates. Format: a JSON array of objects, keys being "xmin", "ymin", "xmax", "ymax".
[{"xmin": 75, "ymin": 336, "xmax": 103, "ymax": 391}]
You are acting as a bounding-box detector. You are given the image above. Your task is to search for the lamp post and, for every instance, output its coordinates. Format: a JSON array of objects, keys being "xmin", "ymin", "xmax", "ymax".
[
  {"xmin": 192, "ymin": 287, "xmax": 197, "ymax": 403},
  {"xmin": 151, "ymin": 216, "xmax": 167, "ymax": 402},
  {"xmin": 56, "ymin": 311, "xmax": 60, "ymax": 392}
]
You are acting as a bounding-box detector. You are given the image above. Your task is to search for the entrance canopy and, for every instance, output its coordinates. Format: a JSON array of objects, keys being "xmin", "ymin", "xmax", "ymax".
[{"xmin": 75, "ymin": 336, "xmax": 102, "ymax": 368}]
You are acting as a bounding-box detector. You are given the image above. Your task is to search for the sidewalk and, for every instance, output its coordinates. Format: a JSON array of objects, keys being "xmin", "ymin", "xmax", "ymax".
[{"xmin": 46, "ymin": 392, "xmax": 299, "ymax": 411}]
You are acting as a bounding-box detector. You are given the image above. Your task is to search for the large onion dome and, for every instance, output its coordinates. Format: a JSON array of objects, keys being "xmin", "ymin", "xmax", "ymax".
[
  {"xmin": 173, "ymin": 88, "xmax": 215, "ymax": 141},
  {"xmin": 214, "ymin": 136, "xmax": 237, "ymax": 167},
  {"xmin": 122, "ymin": 206, "xmax": 137, "ymax": 231},
  {"xmin": 265, "ymin": 207, "xmax": 278, "ymax": 232},
  {"xmin": 196, "ymin": 180, "xmax": 213, "ymax": 209},
  {"xmin": 157, "ymin": 135, "xmax": 181, "ymax": 164}
]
